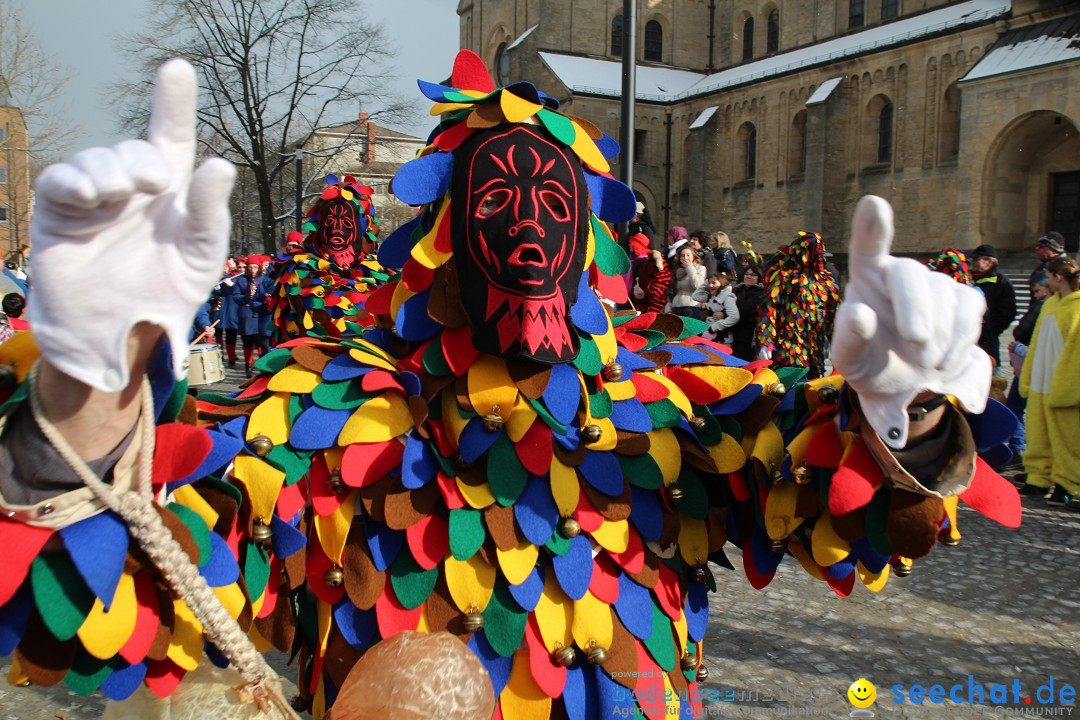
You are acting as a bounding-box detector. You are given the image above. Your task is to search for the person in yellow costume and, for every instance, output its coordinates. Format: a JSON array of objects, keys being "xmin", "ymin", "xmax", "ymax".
[{"xmin": 1018, "ymin": 256, "xmax": 1080, "ymax": 510}]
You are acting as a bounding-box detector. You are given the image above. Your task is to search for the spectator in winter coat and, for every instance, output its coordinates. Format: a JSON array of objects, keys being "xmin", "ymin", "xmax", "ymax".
[
  {"xmin": 668, "ymin": 241, "xmax": 706, "ymax": 319},
  {"xmin": 970, "ymin": 244, "xmax": 1016, "ymax": 369},
  {"xmin": 692, "ymin": 272, "xmax": 739, "ymax": 343},
  {"xmin": 731, "ymin": 264, "xmax": 766, "ymax": 361},
  {"xmin": 689, "ymin": 230, "xmax": 717, "ymax": 276},
  {"xmin": 1005, "ymin": 273, "xmax": 1051, "ymax": 466},
  {"xmin": 709, "ymin": 232, "xmax": 738, "ymax": 277},
  {"xmin": 1031, "ymin": 232, "xmax": 1067, "ymax": 283},
  {"xmin": 215, "ymin": 258, "xmax": 243, "ymax": 367}
]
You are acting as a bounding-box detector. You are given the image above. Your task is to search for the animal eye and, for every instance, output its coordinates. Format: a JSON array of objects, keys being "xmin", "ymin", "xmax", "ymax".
[
  {"xmin": 540, "ymin": 190, "xmax": 570, "ymax": 221},
  {"xmin": 476, "ymin": 189, "xmax": 511, "ymax": 218}
]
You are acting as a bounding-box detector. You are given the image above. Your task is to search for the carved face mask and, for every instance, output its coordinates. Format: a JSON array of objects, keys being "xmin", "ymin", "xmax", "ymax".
[
  {"xmin": 451, "ymin": 125, "xmax": 588, "ymax": 363},
  {"xmin": 316, "ymin": 198, "xmax": 359, "ymax": 267}
]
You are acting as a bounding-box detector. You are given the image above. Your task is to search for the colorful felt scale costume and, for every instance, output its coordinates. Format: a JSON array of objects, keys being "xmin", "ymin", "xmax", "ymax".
[{"xmin": 0, "ymin": 52, "xmax": 1023, "ymax": 720}]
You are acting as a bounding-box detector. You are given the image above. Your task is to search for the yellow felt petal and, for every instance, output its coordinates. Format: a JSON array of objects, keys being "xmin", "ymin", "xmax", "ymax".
[
  {"xmin": 571, "ymin": 590, "xmax": 613, "ymax": 651},
  {"xmin": 648, "ymin": 374, "xmax": 693, "ymax": 418},
  {"xmin": 500, "ymin": 650, "xmax": 552, "ymax": 720},
  {"xmin": 441, "ymin": 393, "xmax": 469, "ymax": 448},
  {"xmin": 410, "ymin": 199, "xmax": 453, "ymax": 269},
  {"xmin": 246, "ymin": 392, "xmax": 291, "ymax": 444},
  {"xmin": 587, "ymin": 416, "xmax": 618, "ymax": 451},
  {"xmin": 0, "ymin": 331, "xmax": 38, "ymax": 383},
  {"xmin": 318, "ymin": 599, "xmax": 333, "ymax": 656},
  {"xmin": 810, "ymin": 511, "xmax": 851, "ymax": 567},
  {"xmin": 232, "ymin": 455, "xmax": 286, "ymax": 524},
  {"xmin": 683, "ymin": 365, "xmax": 754, "ymax": 398},
  {"xmin": 605, "ymin": 379, "xmax": 636, "ymax": 402},
  {"xmin": 78, "ymin": 573, "xmax": 137, "ymax": 659},
  {"xmin": 764, "ymin": 482, "xmax": 802, "ymax": 540},
  {"xmin": 858, "ymin": 561, "xmax": 890, "ymax": 592},
  {"xmin": 942, "ymin": 496, "xmax": 961, "ymax": 541},
  {"xmin": 506, "ymin": 395, "xmax": 538, "ymax": 443},
  {"xmin": 496, "ymin": 539, "xmax": 540, "ymax": 586},
  {"xmin": 267, "ymin": 364, "xmax": 321, "ymax": 394},
  {"xmin": 570, "ymin": 126, "xmax": 610, "ymax": 172},
  {"xmin": 677, "ymin": 517, "xmax": 709, "ymax": 567},
  {"xmin": 338, "ymin": 395, "xmax": 412, "ymax": 444},
  {"xmin": 467, "ymin": 355, "xmax": 518, "ymax": 420},
  {"xmin": 457, "ymin": 477, "xmax": 496, "ymax": 509},
  {"xmin": 672, "ymin": 614, "xmax": 688, "ymax": 654},
  {"xmin": 172, "ymin": 484, "xmax": 220, "ymax": 531},
  {"xmin": 500, "ymin": 91, "xmax": 543, "ymax": 123},
  {"xmin": 787, "ymin": 540, "xmax": 826, "ymax": 581},
  {"xmin": 340, "ymin": 189, "xmax": 353, "ymax": 201},
  {"xmin": 663, "ymin": 673, "xmax": 681, "ymax": 716},
  {"xmin": 535, "ymin": 572, "xmax": 573, "ymax": 652},
  {"xmin": 751, "ymin": 422, "xmax": 785, "ymax": 476},
  {"xmin": 214, "ymin": 582, "xmax": 247, "ymax": 620},
  {"xmin": 416, "ymin": 607, "xmax": 431, "ymax": 634},
  {"xmin": 753, "ymin": 367, "xmax": 780, "ymax": 389},
  {"xmin": 314, "ymin": 491, "xmax": 357, "ymax": 565},
  {"xmin": 390, "ymin": 279, "xmax": 417, "ymax": 321},
  {"xmin": 550, "ymin": 457, "xmax": 580, "ymax": 516},
  {"xmin": 593, "ymin": 313, "xmax": 618, "ymax": 365},
  {"xmin": 459, "ymin": 89, "xmax": 489, "ymax": 99},
  {"xmin": 805, "ymin": 375, "xmax": 845, "ymax": 412},
  {"xmin": 167, "ymin": 599, "xmax": 204, "ymax": 671},
  {"xmin": 6, "ymin": 656, "xmax": 27, "ymax": 686},
  {"xmin": 786, "ymin": 424, "xmax": 817, "ymax": 469},
  {"xmin": 445, "ymin": 554, "xmax": 496, "ymax": 612},
  {"xmin": 312, "ymin": 678, "xmax": 327, "ymax": 720},
  {"xmin": 591, "ymin": 519, "xmax": 629, "ymax": 554},
  {"xmin": 584, "ymin": 222, "xmax": 596, "ymax": 270},
  {"xmin": 349, "ymin": 338, "xmax": 395, "ymax": 363},
  {"xmin": 249, "ymin": 589, "xmax": 265, "ymax": 618},
  {"xmin": 323, "ymin": 446, "xmax": 345, "ymax": 476},
  {"xmin": 647, "ymin": 429, "xmax": 682, "ymax": 486},
  {"xmin": 431, "ymin": 101, "xmax": 474, "ymax": 115},
  {"xmin": 347, "ymin": 348, "xmax": 398, "ymax": 373},
  {"xmin": 706, "ymin": 433, "xmax": 746, "ymax": 473},
  {"xmin": 249, "ymin": 622, "xmax": 272, "ymax": 653}
]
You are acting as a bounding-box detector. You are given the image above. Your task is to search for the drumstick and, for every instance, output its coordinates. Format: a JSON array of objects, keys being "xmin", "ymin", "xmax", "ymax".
[{"xmin": 189, "ymin": 319, "xmax": 221, "ymax": 347}]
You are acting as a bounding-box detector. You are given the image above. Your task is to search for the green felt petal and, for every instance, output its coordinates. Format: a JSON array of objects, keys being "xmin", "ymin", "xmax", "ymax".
[
  {"xmin": 674, "ymin": 468, "xmax": 708, "ymax": 521},
  {"xmin": 312, "ymin": 380, "xmax": 375, "ymax": 410},
  {"xmin": 488, "ymin": 434, "xmax": 528, "ymax": 506},
  {"xmin": 866, "ymin": 489, "xmax": 893, "ymax": 557},
  {"xmin": 390, "ymin": 551, "xmax": 438, "ymax": 610},
  {"xmin": 166, "ymin": 503, "xmax": 211, "ymax": 567},
  {"xmin": 676, "ymin": 316, "xmax": 710, "ymax": 340},
  {"xmin": 449, "ymin": 508, "xmax": 486, "ymax": 561},
  {"xmin": 538, "ymin": 108, "xmax": 577, "ymax": 146},
  {"xmin": 66, "ymin": 650, "xmax": 113, "ymax": 696},
  {"xmin": 293, "ymin": 587, "xmax": 319, "ymax": 650},
  {"xmin": 691, "ymin": 404, "xmax": 724, "ymax": 446},
  {"xmin": 31, "ymin": 552, "xmax": 94, "ymax": 642},
  {"xmin": 632, "ymin": 329, "xmax": 668, "ymax": 351},
  {"xmin": 196, "ymin": 391, "xmax": 267, "ymax": 407},
  {"xmin": 526, "ymin": 397, "xmax": 568, "ymax": 435},
  {"xmin": 619, "ymin": 453, "xmax": 663, "ymax": 490},
  {"xmin": 610, "ymin": 313, "xmax": 638, "ymax": 328},
  {"xmin": 265, "ymin": 445, "xmax": 314, "ymax": 486},
  {"xmin": 481, "ymin": 582, "xmax": 527, "ymax": 657},
  {"xmin": 775, "ymin": 367, "xmax": 808, "ymax": 388},
  {"xmin": 645, "ymin": 399, "xmax": 682, "ymax": 429},
  {"xmin": 572, "ymin": 335, "xmax": 603, "ymax": 376},
  {"xmin": 544, "ymin": 531, "xmax": 572, "ymax": 557},
  {"xmin": 423, "ymin": 340, "xmax": 453, "ymax": 376},
  {"xmin": 718, "ymin": 415, "xmax": 742, "ymax": 443},
  {"xmin": 303, "ymin": 222, "xmax": 318, "ymax": 233},
  {"xmin": 643, "ymin": 601, "xmax": 676, "ymax": 672},
  {"xmin": 161, "ymin": 378, "xmax": 188, "ymax": 424},
  {"xmin": 288, "ymin": 394, "xmax": 304, "ymax": 425},
  {"xmin": 195, "ymin": 476, "xmax": 243, "ymax": 506},
  {"xmin": 243, "ymin": 543, "xmax": 272, "ymax": 601},
  {"xmin": 591, "ymin": 216, "xmax": 631, "ymax": 276},
  {"xmin": 254, "ymin": 348, "xmax": 293, "ymax": 374},
  {"xmin": 0, "ymin": 381, "xmax": 29, "ymax": 417},
  {"xmin": 588, "ymin": 390, "xmax": 612, "ymax": 419}
]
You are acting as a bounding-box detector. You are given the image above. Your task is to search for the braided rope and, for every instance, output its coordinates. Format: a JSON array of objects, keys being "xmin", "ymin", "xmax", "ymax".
[{"xmin": 27, "ymin": 363, "xmax": 300, "ymax": 719}]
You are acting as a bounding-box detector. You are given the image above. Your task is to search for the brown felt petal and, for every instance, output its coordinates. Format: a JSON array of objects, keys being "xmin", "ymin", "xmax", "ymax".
[
  {"xmin": 648, "ymin": 315, "xmax": 686, "ymax": 341},
  {"xmin": 282, "ymin": 514, "xmax": 309, "ymax": 590},
  {"xmin": 383, "ymin": 479, "xmax": 440, "ymax": 531},
  {"xmin": 564, "ymin": 113, "xmax": 603, "ymax": 140},
  {"xmin": 455, "ymin": 377, "xmax": 475, "ymax": 414},
  {"xmin": 469, "ymin": 101, "xmax": 506, "ymax": 129},
  {"xmin": 199, "ymin": 486, "xmax": 240, "ymax": 539},
  {"xmin": 344, "ymin": 521, "xmax": 385, "ymax": 610},
  {"xmin": 408, "ymin": 396, "xmax": 431, "ymax": 432},
  {"xmin": 678, "ymin": 435, "xmax": 718, "ymax": 475},
  {"xmin": 324, "ymin": 626, "xmax": 366, "ymax": 688},
  {"xmin": 627, "ymin": 547, "xmax": 660, "ymax": 588},
  {"xmin": 159, "ymin": 506, "xmax": 200, "ymax": 565},
  {"xmin": 668, "ymin": 666, "xmax": 688, "ymax": 694},
  {"xmin": 732, "ymin": 500, "xmax": 757, "ymax": 545},
  {"xmin": 475, "ymin": 539, "xmax": 497, "ymax": 568},
  {"xmin": 253, "ymin": 571, "xmax": 296, "ymax": 652},
  {"xmin": 198, "ymin": 402, "xmax": 259, "ymax": 422},
  {"xmin": 606, "ymin": 615, "xmax": 640, "ymax": 690},
  {"xmin": 292, "ymin": 345, "xmax": 332, "ymax": 374},
  {"xmin": 887, "ymin": 490, "xmax": 942, "ymax": 559},
  {"xmin": 581, "ymin": 478, "xmax": 631, "ymax": 522},
  {"xmin": 16, "ymin": 611, "xmax": 76, "ymax": 687},
  {"xmin": 178, "ymin": 394, "xmax": 198, "ymax": 426},
  {"xmin": 615, "ymin": 431, "xmax": 651, "ymax": 455},
  {"xmin": 796, "ymin": 484, "xmax": 820, "ymax": 519},
  {"xmin": 706, "ymin": 508, "xmax": 728, "ymax": 551},
  {"xmin": 428, "ymin": 262, "xmax": 469, "ymax": 329},
  {"xmin": 553, "ymin": 442, "xmax": 585, "ymax": 468},
  {"xmin": 483, "ymin": 503, "xmax": 522, "ymax": 551},
  {"xmin": 639, "ymin": 350, "xmax": 672, "ymax": 369},
  {"xmin": 419, "ymin": 371, "xmax": 455, "ymax": 403},
  {"xmin": 359, "ymin": 475, "xmax": 394, "ymax": 524},
  {"xmin": 507, "ymin": 360, "xmax": 552, "ymax": 400},
  {"xmin": 425, "ymin": 575, "xmax": 473, "ymax": 639},
  {"xmin": 659, "ymin": 511, "xmax": 680, "ymax": 547},
  {"xmin": 148, "ymin": 582, "xmax": 175, "ymax": 661},
  {"xmin": 738, "ymin": 395, "xmax": 781, "ymax": 435},
  {"xmin": 832, "ymin": 507, "xmax": 868, "ymax": 542},
  {"xmin": 457, "ymin": 455, "xmax": 489, "ymax": 486}
]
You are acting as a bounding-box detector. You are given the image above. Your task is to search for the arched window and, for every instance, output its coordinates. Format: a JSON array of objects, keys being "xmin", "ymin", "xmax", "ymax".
[
  {"xmin": 737, "ymin": 122, "xmax": 757, "ymax": 179},
  {"xmin": 790, "ymin": 110, "xmax": 807, "ymax": 175},
  {"xmin": 611, "ymin": 15, "xmax": 624, "ymax": 57},
  {"xmin": 742, "ymin": 17, "xmax": 755, "ymax": 61},
  {"xmin": 766, "ymin": 10, "xmax": 780, "ymax": 54},
  {"xmin": 644, "ymin": 20, "xmax": 662, "ymax": 61},
  {"xmin": 939, "ymin": 82, "xmax": 961, "ymax": 161},
  {"xmin": 850, "ymin": 0, "xmax": 865, "ymax": 28},
  {"xmin": 881, "ymin": 0, "xmax": 899, "ymax": 20},
  {"xmin": 877, "ymin": 102, "xmax": 893, "ymax": 163},
  {"xmin": 495, "ymin": 43, "xmax": 510, "ymax": 86}
]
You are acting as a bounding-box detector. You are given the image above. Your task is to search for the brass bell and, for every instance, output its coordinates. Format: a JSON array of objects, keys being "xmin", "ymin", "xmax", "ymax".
[
  {"xmin": 250, "ymin": 434, "xmax": 274, "ymax": 457},
  {"xmin": 696, "ymin": 665, "xmax": 709, "ymax": 683},
  {"xmin": 581, "ymin": 424, "xmax": 603, "ymax": 444},
  {"xmin": 559, "ymin": 516, "xmax": 581, "ymax": 539},
  {"xmin": 587, "ymin": 646, "xmax": 608, "ymax": 666},
  {"xmin": 324, "ymin": 566, "xmax": 344, "ymax": 587},
  {"xmin": 0, "ymin": 363, "xmax": 16, "ymax": 390},
  {"xmin": 328, "ymin": 469, "xmax": 346, "ymax": 493},
  {"xmin": 463, "ymin": 611, "xmax": 485, "ymax": 632},
  {"xmin": 15, "ymin": 678, "xmax": 31, "ymax": 687},
  {"xmin": 603, "ymin": 362, "xmax": 624, "ymax": 382},
  {"xmin": 666, "ymin": 485, "xmax": 685, "ymax": 504},
  {"xmin": 939, "ymin": 533, "xmax": 960, "ymax": 547},
  {"xmin": 693, "ymin": 565, "xmax": 710, "ymax": 583},
  {"xmin": 555, "ymin": 644, "xmax": 577, "ymax": 667},
  {"xmin": 768, "ymin": 382, "xmax": 787, "ymax": 397},
  {"xmin": 251, "ymin": 520, "xmax": 272, "ymax": 542},
  {"xmin": 483, "ymin": 412, "xmax": 504, "ymax": 431},
  {"xmin": 791, "ymin": 465, "xmax": 811, "ymax": 485},
  {"xmin": 769, "ymin": 538, "xmax": 789, "ymax": 554},
  {"xmin": 680, "ymin": 654, "xmax": 698, "ymax": 671},
  {"xmin": 817, "ymin": 384, "xmax": 839, "ymax": 405},
  {"xmin": 891, "ymin": 560, "xmax": 913, "ymax": 578},
  {"xmin": 690, "ymin": 415, "xmax": 708, "ymax": 433}
]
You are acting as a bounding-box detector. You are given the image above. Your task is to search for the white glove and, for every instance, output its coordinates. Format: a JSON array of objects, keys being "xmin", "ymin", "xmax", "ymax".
[
  {"xmin": 831, "ymin": 195, "xmax": 990, "ymax": 449},
  {"xmin": 29, "ymin": 59, "xmax": 236, "ymax": 392}
]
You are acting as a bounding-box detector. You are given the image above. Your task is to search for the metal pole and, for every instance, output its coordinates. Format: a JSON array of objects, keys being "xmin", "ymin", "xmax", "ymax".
[
  {"xmin": 294, "ymin": 144, "xmax": 304, "ymax": 232},
  {"xmin": 663, "ymin": 109, "xmax": 672, "ymax": 233},
  {"xmin": 617, "ymin": 0, "xmax": 637, "ymax": 247}
]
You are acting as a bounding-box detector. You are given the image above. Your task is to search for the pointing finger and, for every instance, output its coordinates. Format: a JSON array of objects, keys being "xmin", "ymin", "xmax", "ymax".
[
  {"xmin": 848, "ymin": 195, "xmax": 893, "ymax": 279},
  {"xmin": 147, "ymin": 59, "xmax": 198, "ymax": 182}
]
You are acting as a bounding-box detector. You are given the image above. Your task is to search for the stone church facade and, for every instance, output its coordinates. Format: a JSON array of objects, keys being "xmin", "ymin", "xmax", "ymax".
[{"xmin": 457, "ymin": 0, "xmax": 1080, "ymax": 256}]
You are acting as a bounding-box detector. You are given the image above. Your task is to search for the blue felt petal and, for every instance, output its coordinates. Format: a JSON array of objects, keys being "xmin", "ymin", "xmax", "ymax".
[
  {"xmin": 564, "ymin": 662, "xmax": 600, "ymax": 720},
  {"xmin": 149, "ymin": 340, "xmax": 176, "ymax": 422},
  {"xmin": 395, "ymin": 290, "xmax": 442, "ymax": 341},
  {"xmin": 596, "ymin": 133, "xmax": 620, "ymax": 161},
  {"xmin": 179, "ymin": 430, "xmax": 245, "ymax": 485},
  {"xmin": 569, "ymin": 273, "xmax": 610, "ymax": 335},
  {"xmin": 0, "ymin": 583, "xmax": 31, "ymax": 655},
  {"xmin": 968, "ymin": 397, "xmax": 1019, "ymax": 452},
  {"xmin": 321, "ymin": 355, "xmax": 371, "ymax": 382},
  {"xmin": 200, "ymin": 532, "xmax": 240, "ymax": 587},
  {"xmin": 979, "ymin": 443, "xmax": 1013, "ymax": 470},
  {"xmin": 467, "ymin": 632, "xmax": 513, "ymax": 698},
  {"xmin": 326, "ymin": 173, "xmax": 340, "ymax": 186},
  {"xmin": 709, "ymin": 548, "xmax": 735, "ymax": 570},
  {"xmin": 583, "ymin": 171, "xmax": 636, "ymax": 223},
  {"xmin": 777, "ymin": 387, "xmax": 798, "ymax": 413},
  {"xmin": 333, "ymin": 599, "xmax": 377, "ymax": 650},
  {"xmin": 552, "ymin": 534, "xmax": 593, "ymax": 600},
  {"xmin": 850, "ymin": 537, "xmax": 890, "ymax": 575},
  {"xmin": 270, "ymin": 513, "xmax": 308, "ymax": 559},
  {"xmin": 629, "ymin": 486, "xmax": 663, "ymax": 542},
  {"xmin": 578, "ymin": 450, "xmax": 624, "ymax": 496},
  {"xmin": 458, "ymin": 419, "xmax": 501, "ymax": 464},
  {"xmin": 595, "ymin": 663, "xmax": 638, "ymax": 715},
  {"xmin": 708, "ymin": 349, "xmax": 748, "ymax": 367},
  {"xmin": 675, "ymin": 417, "xmax": 709, "ymax": 454},
  {"xmin": 826, "ymin": 557, "xmax": 856, "ymax": 581},
  {"xmin": 507, "ymin": 564, "xmax": 545, "ymax": 610},
  {"xmin": 399, "ymin": 371, "xmax": 422, "ymax": 398},
  {"xmin": 59, "ymin": 511, "xmax": 129, "ymax": 610},
  {"xmin": 542, "ymin": 362, "xmax": 582, "ymax": 426},
  {"xmin": 685, "ymin": 582, "xmax": 709, "ymax": 642},
  {"xmin": 664, "ymin": 345, "xmax": 710, "ymax": 365},
  {"xmin": 360, "ymin": 328, "xmax": 398, "ymax": 354},
  {"xmin": 417, "ymin": 79, "xmax": 458, "ymax": 101},
  {"xmin": 615, "ymin": 347, "xmax": 656, "ymax": 372},
  {"xmin": 751, "ymin": 529, "xmax": 784, "ymax": 575},
  {"xmin": 401, "ymin": 432, "xmax": 438, "ymax": 490},
  {"xmin": 552, "ymin": 424, "xmax": 581, "ymax": 452},
  {"xmin": 376, "ymin": 216, "xmax": 422, "ymax": 270},
  {"xmin": 289, "ymin": 406, "xmax": 353, "ymax": 451},
  {"xmin": 609, "ymin": 398, "xmax": 653, "ymax": 433},
  {"xmin": 392, "ymin": 152, "xmax": 454, "ymax": 205},
  {"xmin": 364, "ymin": 520, "xmax": 404, "ymax": 572},
  {"xmin": 205, "ymin": 641, "xmax": 231, "ymax": 669},
  {"xmin": 514, "ymin": 476, "xmax": 558, "ymax": 546},
  {"xmin": 99, "ymin": 662, "xmax": 147, "ymax": 702},
  {"xmin": 707, "ymin": 384, "xmax": 763, "ymax": 416},
  {"xmin": 614, "ymin": 573, "xmax": 653, "ymax": 641},
  {"xmin": 214, "ymin": 415, "xmax": 248, "ymax": 441}
]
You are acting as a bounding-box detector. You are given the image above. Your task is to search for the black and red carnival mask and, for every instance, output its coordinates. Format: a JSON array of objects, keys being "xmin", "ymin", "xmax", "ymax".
[
  {"xmin": 315, "ymin": 197, "xmax": 359, "ymax": 267},
  {"xmin": 450, "ymin": 125, "xmax": 589, "ymax": 364}
]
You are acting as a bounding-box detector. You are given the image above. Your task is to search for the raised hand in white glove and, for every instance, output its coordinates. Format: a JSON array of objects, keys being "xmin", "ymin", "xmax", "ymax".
[
  {"xmin": 29, "ymin": 59, "xmax": 236, "ymax": 392},
  {"xmin": 830, "ymin": 195, "xmax": 990, "ymax": 449}
]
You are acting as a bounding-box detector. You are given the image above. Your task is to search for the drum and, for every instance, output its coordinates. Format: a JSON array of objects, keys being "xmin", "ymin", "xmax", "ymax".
[{"xmin": 188, "ymin": 343, "xmax": 225, "ymax": 385}]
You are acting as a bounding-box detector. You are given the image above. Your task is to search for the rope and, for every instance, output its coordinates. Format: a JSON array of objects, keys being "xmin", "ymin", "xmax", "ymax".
[{"xmin": 28, "ymin": 363, "xmax": 300, "ymax": 719}]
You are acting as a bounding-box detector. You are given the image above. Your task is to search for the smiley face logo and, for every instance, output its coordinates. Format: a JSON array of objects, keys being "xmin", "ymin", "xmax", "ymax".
[{"xmin": 848, "ymin": 678, "xmax": 877, "ymax": 708}]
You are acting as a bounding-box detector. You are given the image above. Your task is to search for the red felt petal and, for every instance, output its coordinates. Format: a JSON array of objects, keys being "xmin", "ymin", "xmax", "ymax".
[
  {"xmin": 375, "ymin": 575, "xmax": 422, "ymax": 639},
  {"xmin": 728, "ymin": 471, "xmax": 751, "ymax": 502},
  {"xmin": 629, "ymin": 374, "xmax": 670, "ymax": 404},
  {"xmin": 402, "ymin": 259, "xmax": 436, "ymax": 293},
  {"xmin": 742, "ymin": 540, "xmax": 776, "ymax": 590},
  {"xmin": 654, "ymin": 563, "xmax": 682, "ymax": 621},
  {"xmin": 406, "ymin": 514, "xmax": 449, "ymax": 571},
  {"xmin": 609, "ymin": 530, "xmax": 645, "ymax": 575},
  {"xmin": 589, "ymin": 554, "xmax": 620, "ymax": 604},
  {"xmin": 257, "ymin": 556, "xmax": 281, "ymax": 619},
  {"xmin": 827, "ymin": 438, "xmax": 882, "ymax": 515},
  {"xmin": 825, "ymin": 567, "xmax": 856, "ymax": 598},
  {"xmin": 442, "ymin": 326, "xmax": 480, "ymax": 377},
  {"xmin": 959, "ymin": 457, "xmax": 1022, "ymax": 528},
  {"xmin": 634, "ymin": 642, "xmax": 668, "ymax": 719},
  {"xmin": 615, "ymin": 329, "xmax": 648, "ymax": 352},
  {"xmin": 451, "ymin": 49, "xmax": 496, "ymax": 93},
  {"xmin": 433, "ymin": 120, "xmax": 477, "ymax": 152},
  {"xmin": 525, "ymin": 616, "xmax": 566, "ymax": 698},
  {"xmin": 119, "ymin": 572, "xmax": 160, "ymax": 664},
  {"xmin": 234, "ymin": 374, "xmax": 272, "ymax": 399},
  {"xmin": 575, "ymin": 491, "xmax": 604, "ymax": 533},
  {"xmin": 515, "ymin": 421, "xmax": 553, "ymax": 476},
  {"xmin": 0, "ymin": 519, "xmax": 53, "ymax": 605},
  {"xmin": 361, "ymin": 370, "xmax": 404, "ymax": 394},
  {"xmin": 153, "ymin": 423, "xmax": 213, "ymax": 486},
  {"xmin": 309, "ymin": 453, "xmax": 345, "ymax": 517},
  {"xmin": 593, "ymin": 267, "xmax": 629, "ymax": 305},
  {"xmin": 682, "ymin": 335, "xmax": 734, "ymax": 355},
  {"xmin": 619, "ymin": 312, "xmax": 659, "ymax": 331},
  {"xmin": 364, "ymin": 281, "xmax": 398, "ymax": 315},
  {"xmin": 664, "ymin": 366, "xmax": 723, "ymax": 405},
  {"xmin": 436, "ymin": 470, "xmax": 466, "ymax": 510},
  {"xmin": 276, "ymin": 480, "xmax": 308, "ymax": 522},
  {"xmin": 433, "ymin": 210, "xmax": 453, "ymax": 254},
  {"xmin": 306, "ymin": 539, "xmax": 345, "ymax": 605},
  {"xmin": 144, "ymin": 659, "xmax": 186, "ymax": 698},
  {"xmin": 341, "ymin": 440, "xmax": 406, "ymax": 488},
  {"xmin": 427, "ymin": 418, "xmax": 456, "ymax": 459},
  {"xmin": 805, "ymin": 421, "xmax": 843, "ymax": 468}
]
